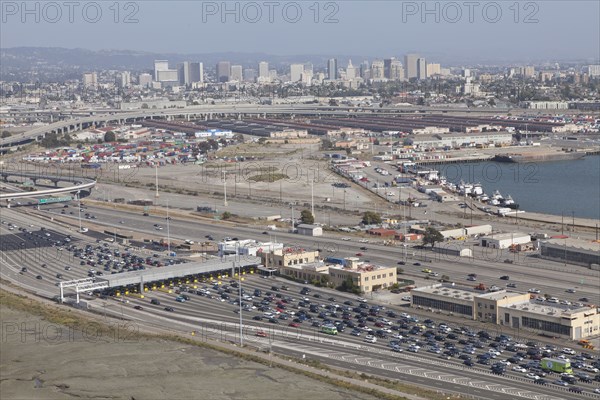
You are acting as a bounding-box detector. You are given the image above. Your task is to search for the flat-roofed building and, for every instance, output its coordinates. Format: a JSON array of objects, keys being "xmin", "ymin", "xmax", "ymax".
[
  {"xmin": 540, "ymin": 238, "xmax": 600, "ymax": 268},
  {"xmin": 218, "ymin": 239, "xmax": 283, "ymax": 257},
  {"xmin": 499, "ymin": 300, "xmax": 599, "ymax": 340},
  {"xmin": 260, "ymin": 248, "xmax": 320, "ymax": 269},
  {"xmin": 480, "ymin": 232, "xmax": 531, "ymax": 249},
  {"xmin": 410, "ymin": 283, "xmax": 600, "ymax": 339},
  {"xmin": 297, "ymin": 224, "xmax": 323, "ymax": 237},
  {"xmin": 328, "ymin": 258, "xmax": 396, "ymax": 293}
]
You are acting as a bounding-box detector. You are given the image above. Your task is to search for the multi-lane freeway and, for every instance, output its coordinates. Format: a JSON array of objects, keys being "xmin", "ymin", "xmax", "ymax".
[{"xmin": 2, "ymin": 203, "xmax": 600, "ymax": 399}]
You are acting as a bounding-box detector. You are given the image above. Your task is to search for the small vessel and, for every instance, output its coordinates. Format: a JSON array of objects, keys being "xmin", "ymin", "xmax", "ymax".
[
  {"xmin": 472, "ymin": 183, "xmax": 484, "ymax": 196},
  {"xmin": 501, "ymin": 194, "xmax": 520, "ymax": 209},
  {"xmin": 492, "ymin": 190, "xmax": 504, "ymax": 201}
]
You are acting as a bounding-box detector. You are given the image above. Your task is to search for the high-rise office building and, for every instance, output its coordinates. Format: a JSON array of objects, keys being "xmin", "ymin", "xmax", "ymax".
[
  {"xmin": 426, "ymin": 63, "xmax": 441, "ymax": 77},
  {"xmin": 370, "ymin": 60, "xmax": 385, "ymax": 80},
  {"xmin": 138, "ymin": 73, "xmax": 152, "ymax": 87},
  {"xmin": 116, "ymin": 71, "xmax": 131, "ymax": 88},
  {"xmin": 346, "ymin": 60, "xmax": 356, "ymax": 80},
  {"xmin": 82, "ymin": 72, "xmax": 97, "ymax": 88},
  {"xmin": 390, "ymin": 59, "xmax": 404, "ymax": 80},
  {"xmin": 258, "ymin": 61, "xmax": 269, "ymax": 78},
  {"xmin": 230, "ymin": 65, "xmax": 243, "ymax": 82},
  {"xmin": 417, "ymin": 58, "xmax": 427, "ymax": 80},
  {"xmin": 178, "ymin": 62, "xmax": 204, "ymax": 85},
  {"xmin": 384, "ymin": 58, "xmax": 396, "ymax": 79},
  {"xmin": 290, "ymin": 64, "xmax": 304, "ymax": 82},
  {"xmin": 404, "ymin": 54, "xmax": 419, "ymax": 80},
  {"xmin": 154, "ymin": 60, "xmax": 169, "ymax": 81},
  {"xmin": 156, "ymin": 70, "xmax": 178, "ymax": 82},
  {"xmin": 359, "ymin": 61, "xmax": 370, "ymax": 79},
  {"xmin": 327, "ymin": 58, "xmax": 338, "ymax": 80},
  {"xmin": 216, "ymin": 61, "xmax": 231, "ymax": 83}
]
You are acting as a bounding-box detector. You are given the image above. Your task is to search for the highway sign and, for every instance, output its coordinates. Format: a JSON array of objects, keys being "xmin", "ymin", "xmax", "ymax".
[{"xmin": 38, "ymin": 196, "xmax": 72, "ymax": 205}]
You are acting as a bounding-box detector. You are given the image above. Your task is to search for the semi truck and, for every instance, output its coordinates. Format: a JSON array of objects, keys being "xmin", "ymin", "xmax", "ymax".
[{"xmin": 540, "ymin": 358, "xmax": 573, "ymax": 374}]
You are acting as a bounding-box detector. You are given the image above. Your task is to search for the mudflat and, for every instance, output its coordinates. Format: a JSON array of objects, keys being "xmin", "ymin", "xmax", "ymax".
[{"xmin": 0, "ymin": 306, "xmax": 379, "ymax": 400}]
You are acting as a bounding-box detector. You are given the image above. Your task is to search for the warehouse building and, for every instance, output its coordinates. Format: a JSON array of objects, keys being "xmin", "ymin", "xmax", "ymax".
[
  {"xmin": 218, "ymin": 240, "xmax": 283, "ymax": 257},
  {"xmin": 480, "ymin": 233, "xmax": 531, "ymax": 249},
  {"xmin": 411, "ymin": 284, "xmax": 600, "ymax": 340},
  {"xmin": 296, "ymin": 224, "xmax": 323, "ymax": 237},
  {"xmin": 540, "ymin": 238, "xmax": 600, "ymax": 269}
]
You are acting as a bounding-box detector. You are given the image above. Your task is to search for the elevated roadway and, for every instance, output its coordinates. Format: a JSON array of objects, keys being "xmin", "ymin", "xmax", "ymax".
[
  {"xmin": 0, "ymin": 104, "xmax": 513, "ymax": 150},
  {"xmin": 0, "ymin": 171, "xmax": 96, "ymax": 201}
]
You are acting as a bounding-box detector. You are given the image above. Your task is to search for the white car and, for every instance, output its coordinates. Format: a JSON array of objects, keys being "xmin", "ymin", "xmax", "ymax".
[
  {"xmin": 528, "ymin": 288, "xmax": 541, "ymax": 294},
  {"xmin": 546, "ymin": 297, "xmax": 559, "ymax": 303},
  {"xmin": 512, "ymin": 366, "xmax": 527, "ymax": 373},
  {"xmin": 364, "ymin": 335, "xmax": 377, "ymax": 343},
  {"xmin": 584, "ymin": 365, "xmax": 599, "ymax": 373},
  {"xmin": 359, "ymin": 239, "xmax": 369, "ymax": 243},
  {"xmin": 526, "ymin": 373, "xmax": 540, "ymax": 380},
  {"xmin": 562, "ymin": 348, "xmax": 576, "ymax": 355},
  {"xmin": 594, "ymin": 388, "xmax": 600, "ymax": 394},
  {"xmin": 401, "ymin": 296, "xmax": 411, "ymax": 301},
  {"xmin": 408, "ymin": 345, "xmax": 420, "ymax": 353},
  {"xmin": 341, "ymin": 237, "xmax": 351, "ymax": 241}
]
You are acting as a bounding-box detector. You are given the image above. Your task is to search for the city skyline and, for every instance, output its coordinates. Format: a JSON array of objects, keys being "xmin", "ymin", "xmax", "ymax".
[{"xmin": 1, "ymin": 1, "xmax": 599, "ymax": 63}]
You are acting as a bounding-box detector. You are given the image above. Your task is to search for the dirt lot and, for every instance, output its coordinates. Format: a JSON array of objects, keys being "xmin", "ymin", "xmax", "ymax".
[{"xmin": 0, "ymin": 306, "xmax": 381, "ymax": 400}]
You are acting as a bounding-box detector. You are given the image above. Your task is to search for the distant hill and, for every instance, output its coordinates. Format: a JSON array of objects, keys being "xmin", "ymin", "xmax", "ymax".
[{"xmin": 1, "ymin": 46, "xmax": 367, "ymax": 74}]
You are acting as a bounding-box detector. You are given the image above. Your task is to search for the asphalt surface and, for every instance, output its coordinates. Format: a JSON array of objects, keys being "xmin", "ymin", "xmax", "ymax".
[{"xmin": 2, "ymin": 205, "xmax": 600, "ymax": 399}]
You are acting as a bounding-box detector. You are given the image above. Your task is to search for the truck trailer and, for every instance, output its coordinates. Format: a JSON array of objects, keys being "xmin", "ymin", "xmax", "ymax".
[{"xmin": 540, "ymin": 358, "xmax": 573, "ymax": 374}]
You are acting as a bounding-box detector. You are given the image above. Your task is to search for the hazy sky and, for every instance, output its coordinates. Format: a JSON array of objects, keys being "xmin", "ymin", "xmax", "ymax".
[{"xmin": 2, "ymin": 1, "xmax": 599, "ymax": 62}]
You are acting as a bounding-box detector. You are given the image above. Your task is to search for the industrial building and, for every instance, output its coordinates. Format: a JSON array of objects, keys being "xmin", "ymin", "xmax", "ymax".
[
  {"xmin": 296, "ymin": 224, "xmax": 323, "ymax": 237},
  {"xmin": 480, "ymin": 233, "xmax": 531, "ymax": 249},
  {"xmin": 411, "ymin": 284, "xmax": 600, "ymax": 340},
  {"xmin": 540, "ymin": 238, "xmax": 600, "ymax": 269},
  {"xmin": 218, "ymin": 240, "xmax": 283, "ymax": 257}
]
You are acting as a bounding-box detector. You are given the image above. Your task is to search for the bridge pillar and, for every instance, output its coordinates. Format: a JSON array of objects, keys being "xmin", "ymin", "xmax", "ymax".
[
  {"xmin": 53, "ymin": 180, "xmax": 59, "ymax": 187},
  {"xmin": 6, "ymin": 199, "xmax": 11, "ymax": 209}
]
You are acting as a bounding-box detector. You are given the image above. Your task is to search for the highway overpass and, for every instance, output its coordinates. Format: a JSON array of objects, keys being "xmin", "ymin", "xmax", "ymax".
[
  {"xmin": 0, "ymin": 171, "xmax": 96, "ymax": 203},
  {"xmin": 0, "ymin": 104, "xmax": 514, "ymax": 151}
]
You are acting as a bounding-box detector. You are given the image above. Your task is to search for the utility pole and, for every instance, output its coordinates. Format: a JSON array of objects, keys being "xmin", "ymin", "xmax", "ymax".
[
  {"xmin": 311, "ymin": 178, "xmax": 314, "ymax": 219},
  {"xmin": 561, "ymin": 212, "xmax": 564, "ymax": 235},
  {"xmin": 167, "ymin": 200, "xmax": 171, "ymax": 254},
  {"xmin": 571, "ymin": 211, "xmax": 575, "ymax": 233},
  {"xmin": 223, "ymin": 171, "xmax": 228, "ymax": 207},
  {"xmin": 155, "ymin": 165, "xmax": 159, "ymax": 198}
]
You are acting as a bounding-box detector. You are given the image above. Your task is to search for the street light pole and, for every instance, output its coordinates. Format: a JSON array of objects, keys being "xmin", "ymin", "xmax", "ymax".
[
  {"xmin": 223, "ymin": 171, "xmax": 228, "ymax": 207},
  {"xmin": 167, "ymin": 200, "xmax": 171, "ymax": 254},
  {"xmin": 77, "ymin": 192, "xmax": 82, "ymax": 232},
  {"xmin": 236, "ymin": 242, "xmax": 243, "ymax": 347}
]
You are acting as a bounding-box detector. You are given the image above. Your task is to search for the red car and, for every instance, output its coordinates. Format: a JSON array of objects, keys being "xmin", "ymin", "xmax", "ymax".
[
  {"xmin": 288, "ymin": 322, "xmax": 300, "ymax": 327},
  {"xmin": 255, "ymin": 331, "xmax": 268, "ymax": 337},
  {"xmin": 356, "ymin": 252, "xmax": 363, "ymax": 256}
]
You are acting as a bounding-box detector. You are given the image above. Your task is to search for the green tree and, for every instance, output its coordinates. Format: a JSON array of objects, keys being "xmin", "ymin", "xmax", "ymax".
[
  {"xmin": 221, "ymin": 211, "xmax": 232, "ymax": 220},
  {"xmin": 423, "ymin": 227, "xmax": 444, "ymax": 248},
  {"xmin": 338, "ymin": 276, "xmax": 361, "ymax": 295},
  {"xmin": 104, "ymin": 131, "xmax": 116, "ymax": 142},
  {"xmin": 300, "ymin": 209, "xmax": 314, "ymax": 224},
  {"xmin": 361, "ymin": 211, "xmax": 382, "ymax": 225},
  {"xmin": 321, "ymin": 139, "xmax": 333, "ymax": 150},
  {"xmin": 1, "ymin": 131, "xmax": 11, "ymax": 138}
]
